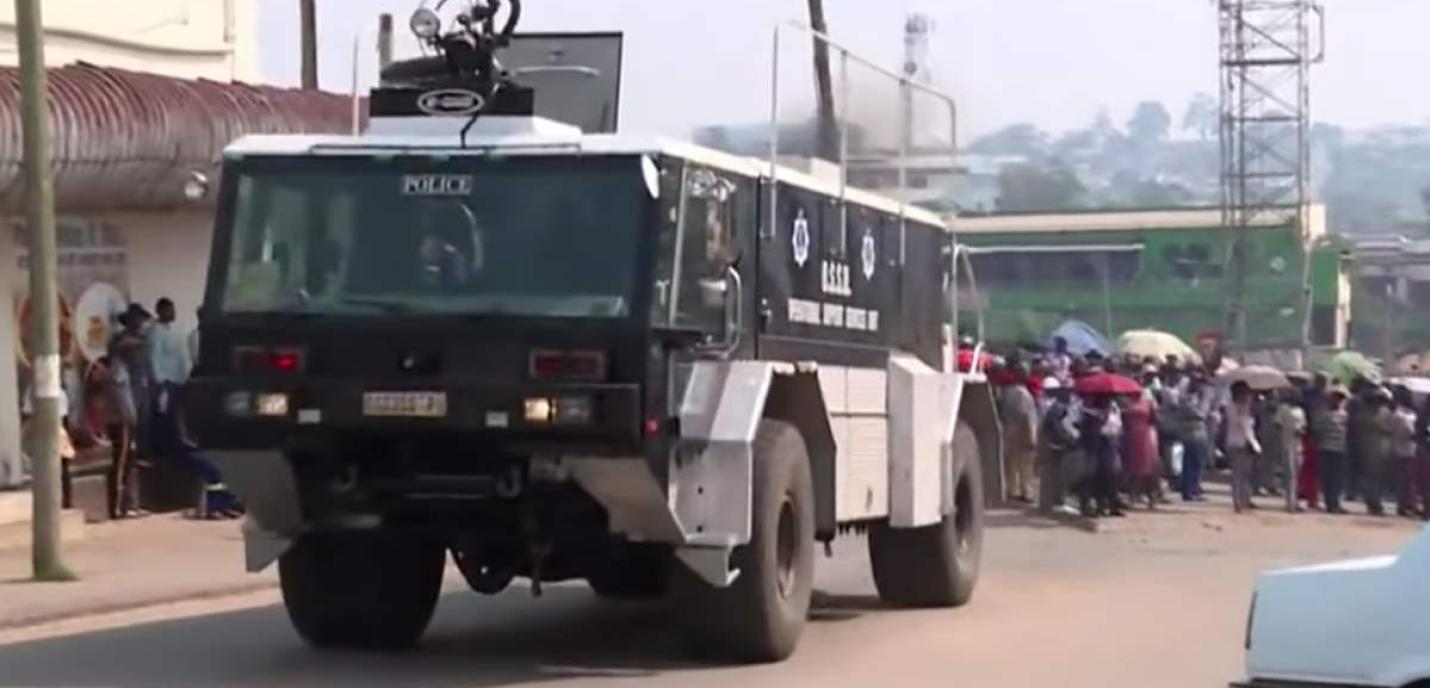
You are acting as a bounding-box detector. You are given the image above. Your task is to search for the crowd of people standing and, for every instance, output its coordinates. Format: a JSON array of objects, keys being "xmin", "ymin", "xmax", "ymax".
[
  {"xmin": 102, "ymin": 298, "xmax": 240, "ymax": 520},
  {"xmin": 41, "ymin": 298, "xmax": 239, "ymax": 521},
  {"xmin": 984, "ymin": 337, "xmax": 1430, "ymax": 520}
]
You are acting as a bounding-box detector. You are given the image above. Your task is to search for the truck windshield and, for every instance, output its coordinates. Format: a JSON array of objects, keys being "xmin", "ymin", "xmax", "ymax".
[{"xmin": 214, "ymin": 155, "xmax": 647, "ymax": 318}]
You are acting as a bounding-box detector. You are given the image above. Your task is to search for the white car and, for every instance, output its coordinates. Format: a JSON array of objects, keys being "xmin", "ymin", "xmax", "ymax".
[{"xmin": 1235, "ymin": 525, "xmax": 1430, "ymax": 688}]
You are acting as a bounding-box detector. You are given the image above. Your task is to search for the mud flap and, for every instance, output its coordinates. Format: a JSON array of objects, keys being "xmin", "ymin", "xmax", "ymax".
[
  {"xmin": 888, "ymin": 354, "xmax": 948, "ymax": 528},
  {"xmin": 570, "ymin": 360, "xmax": 790, "ymax": 588},
  {"xmin": 209, "ymin": 450, "xmax": 303, "ymax": 572}
]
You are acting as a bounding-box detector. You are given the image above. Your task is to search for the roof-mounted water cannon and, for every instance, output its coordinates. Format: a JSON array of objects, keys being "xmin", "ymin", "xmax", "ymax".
[
  {"xmin": 371, "ymin": 0, "xmax": 534, "ymax": 129},
  {"xmin": 403, "ymin": 0, "xmax": 522, "ymax": 86},
  {"xmin": 366, "ymin": 0, "xmax": 624, "ymax": 139}
]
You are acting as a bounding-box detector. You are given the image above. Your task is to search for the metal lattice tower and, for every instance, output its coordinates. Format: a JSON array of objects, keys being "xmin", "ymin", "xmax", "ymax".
[
  {"xmin": 1218, "ymin": 0, "xmax": 1323, "ymax": 351},
  {"xmin": 901, "ymin": 13, "xmax": 934, "ymax": 152}
]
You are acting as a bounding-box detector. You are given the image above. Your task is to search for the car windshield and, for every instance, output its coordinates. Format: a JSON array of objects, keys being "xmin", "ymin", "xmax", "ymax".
[{"xmin": 214, "ymin": 155, "xmax": 648, "ymax": 318}]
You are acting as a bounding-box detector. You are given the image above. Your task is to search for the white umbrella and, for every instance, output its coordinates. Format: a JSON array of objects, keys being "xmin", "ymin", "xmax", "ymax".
[
  {"xmin": 1220, "ymin": 365, "xmax": 1290, "ymax": 391},
  {"xmin": 1115, "ymin": 329, "xmax": 1202, "ymax": 365}
]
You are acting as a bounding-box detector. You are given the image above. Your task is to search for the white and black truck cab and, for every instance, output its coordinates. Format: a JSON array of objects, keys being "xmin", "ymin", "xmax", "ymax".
[{"xmin": 186, "ymin": 5, "xmax": 1001, "ymax": 663}]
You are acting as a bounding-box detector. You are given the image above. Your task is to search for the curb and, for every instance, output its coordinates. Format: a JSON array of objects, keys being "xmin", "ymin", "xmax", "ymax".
[{"xmin": 0, "ymin": 580, "xmax": 279, "ymax": 632}]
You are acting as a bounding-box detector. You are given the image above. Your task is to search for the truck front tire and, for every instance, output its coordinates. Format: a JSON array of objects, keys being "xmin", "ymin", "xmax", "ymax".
[
  {"xmin": 279, "ymin": 530, "xmax": 446, "ymax": 650},
  {"xmin": 673, "ymin": 419, "xmax": 816, "ymax": 663},
  {"xmin": 868, "ymin": 420, "xmax": 984, "ymax": 607}
]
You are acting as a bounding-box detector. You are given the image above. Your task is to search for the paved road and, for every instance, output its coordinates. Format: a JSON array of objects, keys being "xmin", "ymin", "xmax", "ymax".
[{"xmin": 0, "ymin": 499, "xmax": 1419, "ymax": 688}]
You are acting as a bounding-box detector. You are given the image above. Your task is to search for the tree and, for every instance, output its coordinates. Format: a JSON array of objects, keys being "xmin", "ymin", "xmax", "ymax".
[
  {"xmin": 1052, "ymin": 128, "xmax": 1099, "ymax": 157},
  {"xmin": 1311, "ymin": 122, "xmax": 1346, "ymax": 151},
  {"xmin": 1128, "ymin": 178, "xmax": 1194, "ymax": 208},
  {"xmin": 967, "ymin": 123, "xmax": 1049, "ymax": 159},
  {"xmin": 995, "ymin": 163, "xmax": 1086, "ymax": 212},
  {"xmin": 1092, "ymin": 108, "xmax": 1119, "ymax": 139},
  {"xmin": 1181, "ymin": 93, "xmax": 1218, "ymax": 141},
  {"xmin": 1127, "ymin": 101, "xmax": 1172, "ymax": 144}
]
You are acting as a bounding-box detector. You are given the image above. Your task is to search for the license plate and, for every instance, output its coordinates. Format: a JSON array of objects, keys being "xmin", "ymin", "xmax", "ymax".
[{"xmin": 362, "ymin": 392, "xmax": 448, "ymax": 418}]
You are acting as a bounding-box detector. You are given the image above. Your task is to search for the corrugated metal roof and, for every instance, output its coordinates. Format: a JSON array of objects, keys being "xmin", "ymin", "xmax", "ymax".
[{"xmin": 0, "ymin": 63, "xmax": 355, "ymax": 213}]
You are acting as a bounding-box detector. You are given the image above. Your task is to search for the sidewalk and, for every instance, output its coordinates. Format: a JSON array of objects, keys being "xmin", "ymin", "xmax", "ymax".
[
  {"xmin": 1030, "ymin": 476, "xmax": 1427, "ymax": 535},
  {"xmin": 0, "ymin": 514, "xmax": 275, "ymax": 629}
]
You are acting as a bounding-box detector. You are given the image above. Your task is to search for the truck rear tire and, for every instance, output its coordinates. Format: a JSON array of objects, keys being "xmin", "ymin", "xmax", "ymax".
[
  {"xmin": 868, "ymin": 420, "xmax": 984, "ymax": 607},
  {"xmin": 279, "ymin": 530, "xmax": 446, "ymax": 650},
  {"xmin": 672, "ymin": 419, "xmax": 815, "ymax": 663}
]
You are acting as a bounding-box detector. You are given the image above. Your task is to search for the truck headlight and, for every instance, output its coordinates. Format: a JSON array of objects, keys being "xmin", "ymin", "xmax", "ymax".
[
  {"xmin": 524, "ymin": 397, "xmax": 554, "ymax": 423},
  {"xmin": 255, "ymin": 393, "xmax": 290, "ymax": 417},
  {"xmin": 523, "ymin": 396, "xmax": 593, "ymax": 425}
]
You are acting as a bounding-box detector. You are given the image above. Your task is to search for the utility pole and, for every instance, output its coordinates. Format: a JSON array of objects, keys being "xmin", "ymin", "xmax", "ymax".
[
  {"xmin": 13, "ymin": 0, "xmax": 74, "ymax": 582},
  {"xmin": 805, "ymin": 0, "xmax": 838, "ymax": 163},
  {"xmin": 300, "ymin": 0, "xmax": 318, "ymax": 89}
]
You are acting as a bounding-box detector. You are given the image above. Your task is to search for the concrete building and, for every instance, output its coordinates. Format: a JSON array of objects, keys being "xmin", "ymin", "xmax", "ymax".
[
  {"xmin": 0, "ymin": 1, "xmax": 349, "ymax": 489},
  {"xmin": 1345, "ymin": 234, "xmax": 1430, "ymax": 371},
  {"xmin": 0, "ymin": 0, "xmax": 258, "ymax": 80}
]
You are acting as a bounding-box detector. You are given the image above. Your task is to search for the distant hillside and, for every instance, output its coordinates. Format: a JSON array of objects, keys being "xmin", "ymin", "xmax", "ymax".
[{"xmin": 692, "ymin": 99, "xmax": 1430, "ymax": 235}]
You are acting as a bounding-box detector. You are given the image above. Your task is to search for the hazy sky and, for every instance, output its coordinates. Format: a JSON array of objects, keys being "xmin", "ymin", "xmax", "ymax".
[{"xmin": 257, "ymin": 0, "xmax": 1430, "ymax": 138}]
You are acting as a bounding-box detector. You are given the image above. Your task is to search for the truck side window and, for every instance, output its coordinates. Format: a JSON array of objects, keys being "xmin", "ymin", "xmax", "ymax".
[
  {"xmin": 672, "ymin": 167, "xmax": 737, "ymax": 333},
  {"xmin": 649, "ymin": 160, "xmax": 682, "ymax": 325}
]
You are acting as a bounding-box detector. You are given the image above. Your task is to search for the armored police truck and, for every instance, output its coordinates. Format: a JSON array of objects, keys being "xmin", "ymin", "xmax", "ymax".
[{"xmin": 189, "ymin": 1, "xmax": 1000, "ymax": 663}]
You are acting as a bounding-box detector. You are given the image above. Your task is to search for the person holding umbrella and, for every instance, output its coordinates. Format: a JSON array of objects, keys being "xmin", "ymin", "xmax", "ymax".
[
  {"xmin": 1226, "ymin": 380, "xmax": 1262, "ymax": 513},
  {"xmin": 1314, "ymin": 385, "xmax": 1351, "ymax": 514},
  {"xmin": 1076, "ymin": 393, "xmax": 1124, "ymax": 517},
  {"xmin": 1363, "ymin": 386, "xmax": 1396, "ymax": 516},
  {"xmin": 1074, "ymin": 371, "xmax": 1140, "ymax": 517}
]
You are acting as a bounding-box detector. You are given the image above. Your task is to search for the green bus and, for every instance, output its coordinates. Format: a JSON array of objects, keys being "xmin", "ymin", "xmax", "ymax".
[{"xmin": 951, "ymin": 206, "xmax": 1351, "ymax": 351}]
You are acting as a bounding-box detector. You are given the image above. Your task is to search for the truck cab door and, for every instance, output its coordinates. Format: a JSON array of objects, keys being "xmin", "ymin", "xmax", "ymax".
[{"xmin": 652, "ymin": 161, "xmax": 755, "ymax": 360}]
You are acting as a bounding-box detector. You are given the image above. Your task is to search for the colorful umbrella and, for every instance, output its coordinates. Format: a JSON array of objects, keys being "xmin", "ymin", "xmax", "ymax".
[
  {"xmin": 1114, "ymin": 329, "xmax": 1201, "ymax": 365},
  {"xmin": 1317, "ymin": 351, "xmax": 1381, "ymax": 386},
  {"xmin": 1049, "ymin": 320, "xmax": 1110, "ymax": 356},
  {"xmin": 1074, "ymin": 371, "xmax": 1143, "ymax": 396}
]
